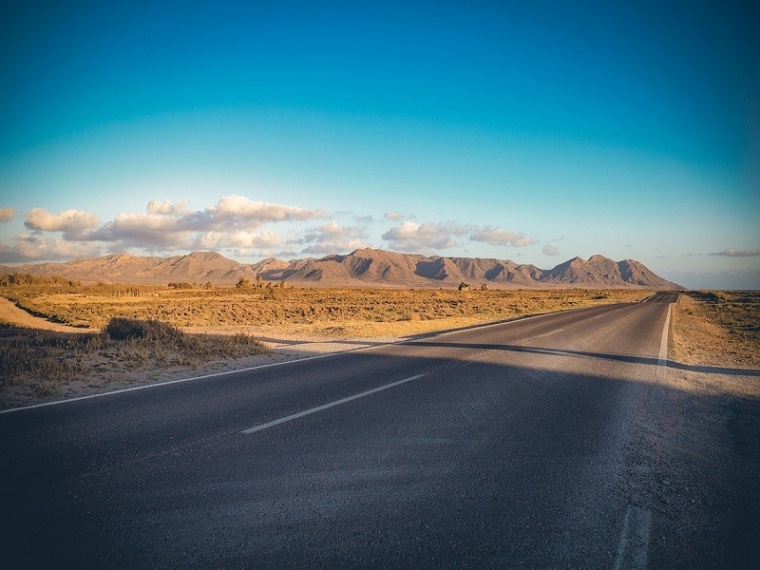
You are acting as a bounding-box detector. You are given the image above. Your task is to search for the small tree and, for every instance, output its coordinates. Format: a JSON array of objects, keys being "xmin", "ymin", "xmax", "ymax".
[
  {"xmin": 236, "ymin": 277, "xmax": 252, "ymax": 289},
  {"xmin": 458, "ymin": 281, "xmax": 470, "ymax": 291}
]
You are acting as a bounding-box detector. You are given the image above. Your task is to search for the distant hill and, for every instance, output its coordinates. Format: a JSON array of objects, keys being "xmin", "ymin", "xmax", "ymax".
[
  {"xmin": 0, "ymin": 251, "xmax": 258, "ymax": 285},
  {"xmin": 0, "ymin": 248, "xmax": 684, "ymax": 290}
]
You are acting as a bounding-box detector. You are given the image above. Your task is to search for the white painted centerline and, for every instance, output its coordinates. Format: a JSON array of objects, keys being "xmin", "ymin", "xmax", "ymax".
[
  {"xmin": 613, "ymin": 505, "xmax": 653, "ymax": 570},
  {"xmin": 241, "ymin": 374, "xmax": 427, "ymax": 434}
]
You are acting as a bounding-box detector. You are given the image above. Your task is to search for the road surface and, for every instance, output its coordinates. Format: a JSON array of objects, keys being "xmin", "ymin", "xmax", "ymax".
[{"xmin": 2, "ymin": 293, "xmax": 758, "ymax": 568}]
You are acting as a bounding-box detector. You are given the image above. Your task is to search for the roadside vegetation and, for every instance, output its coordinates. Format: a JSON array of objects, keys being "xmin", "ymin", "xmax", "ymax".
[
  {"xmin": 0, "ymin": 317, "xmax": 267, "ymax": 402},
  {"xmin": 0, "ymin": 276, "xmax": 650, "ymax": 336},
  {"xmin": 671, "ymin": 290, "xmax": 760, "ymax": 370}
]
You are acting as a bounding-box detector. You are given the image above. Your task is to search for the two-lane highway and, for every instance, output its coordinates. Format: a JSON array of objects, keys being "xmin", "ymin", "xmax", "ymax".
[{"xmin": 1, "ymin": 293, "xmax": 753, "ymax": 567}]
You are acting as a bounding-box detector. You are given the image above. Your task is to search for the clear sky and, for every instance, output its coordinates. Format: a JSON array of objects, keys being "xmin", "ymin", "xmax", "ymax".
[{"xmin": 1, "ymin": 0, "xmax": 758, "ymax": 289}]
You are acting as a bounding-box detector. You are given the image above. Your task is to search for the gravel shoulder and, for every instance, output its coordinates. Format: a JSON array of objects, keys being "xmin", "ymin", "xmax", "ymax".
[{"xmin": 618, "ymin": 294, "xmax": 760, "ymax": 568}]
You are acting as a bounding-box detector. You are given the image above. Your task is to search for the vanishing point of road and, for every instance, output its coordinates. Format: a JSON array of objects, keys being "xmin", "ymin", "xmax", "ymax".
[{"xmin": 2, "ymin": 293, "xmax": 758, "ymax": 568}]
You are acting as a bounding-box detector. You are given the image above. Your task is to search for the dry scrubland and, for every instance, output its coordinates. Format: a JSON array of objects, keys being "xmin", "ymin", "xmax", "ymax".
[
  {"xmin": 1, "ymin": 277, "xmax": 758, "ymax": 407},
  {"xmin": 671, "ymin": 291, "xmax": 760, "ymax": 372},
  {"xmin": 0, "ymin": 279, "xmax": 649, "ymax": 336}
]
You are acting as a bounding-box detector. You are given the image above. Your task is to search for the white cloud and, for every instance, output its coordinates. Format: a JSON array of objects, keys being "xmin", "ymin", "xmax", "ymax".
[
  {"xmin": 301, "ymin": 222, "xmax": 369, "ymax": 254},
  {"xmin": 543, "ymin": 244, "xmax": 560, "ymax": 256},
  {"xmin": 384, "ymin": 211, "xmax": 404, "ymax": 221},
  {"xmin": 710, "ymin": 248, "xmax": 760, "ymax": 257},
  {"xmin": 0, "ymin": 207, "xmax": 14, "ymax": 222},
  {"xmin": 226, "ymin": 230, "xmax": 282, "ymax": 249},
  {"xmin": 382, "ymin": 221, "xmax": 467, "ymax": 252},
  {"xmin": 146, "ymin": 199, "xmax": 190, "ymax": 216},
  {"xmin": 49, "ymin": 195, "xmax": 327, "ymax": 253},
  {"xmin": 24, "ymin": 208, "xmax": 99, "ymax": 233},
  {"xmin": 469, "ymin": 226, "xmax": 536, "ymax": 247},
  {"xmin": 194, "ymin": 231, "xmax": 224, "ymax": 250},
  {"xmin": 91, "ymin": 212, "xmax": 192, "ymax": 249},
  {"xmin": 193, "ymin": 230, "xmax": 283, "ymax": 255},
  {"xmin": 208, "ymin": 195, "xmax": 324, "ymax": 226},
  {"xmin": 0, "ymin": 234, "xmax": 102, "ymax": 263}
]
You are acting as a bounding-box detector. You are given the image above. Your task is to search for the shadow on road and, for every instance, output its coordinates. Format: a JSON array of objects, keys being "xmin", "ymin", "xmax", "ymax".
[{"xmin": 405, "ymin": 339, "xmax": 760, "ymax": 377}]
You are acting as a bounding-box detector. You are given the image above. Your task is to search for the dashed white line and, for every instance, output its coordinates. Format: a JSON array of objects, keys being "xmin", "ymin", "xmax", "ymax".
[
  {"xmin": 613, "ymin": 505, "xmax": 653, "ymax": 570},
  {"xmin": 241, "ymin": 374, "xmax": 427, "ymax": 434}
]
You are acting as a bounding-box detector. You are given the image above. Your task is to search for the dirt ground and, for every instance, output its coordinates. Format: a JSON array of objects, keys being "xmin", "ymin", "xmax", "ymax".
[
  {"xmin": 0, "ymin": 297, "xmax": 92, "ymax": 333},
  {"xmin": 669, "ymin": 293, "xmax": 760, "ymax": 396}
]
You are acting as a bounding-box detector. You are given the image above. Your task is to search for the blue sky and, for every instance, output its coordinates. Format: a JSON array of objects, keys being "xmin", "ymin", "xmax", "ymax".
[{"xmin": 1, "ymin": 0, "xmax": 758, "ymax": 289}]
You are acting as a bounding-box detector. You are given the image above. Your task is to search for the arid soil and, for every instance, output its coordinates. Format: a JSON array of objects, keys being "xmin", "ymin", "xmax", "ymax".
[{"xmin": 0, "ymin": 297, "xmax": 90, "ymax": 333}]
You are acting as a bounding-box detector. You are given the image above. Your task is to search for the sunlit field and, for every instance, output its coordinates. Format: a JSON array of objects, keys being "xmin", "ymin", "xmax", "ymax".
[{"xmin": 1, "ymin": 277, "xmax": 651, "ymax": 338}]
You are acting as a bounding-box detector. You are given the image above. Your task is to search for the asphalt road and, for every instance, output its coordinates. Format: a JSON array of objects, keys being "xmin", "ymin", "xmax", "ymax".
[{"xmin": 2, "ymin": 292, "xmax": 758, "ymax": 568}]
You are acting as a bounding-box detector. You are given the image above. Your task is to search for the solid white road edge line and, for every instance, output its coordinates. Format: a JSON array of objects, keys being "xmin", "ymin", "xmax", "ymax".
[
  {"xmin": 241, "ymin": 374, "xmax": 427, "ymax": 434},
  {"xmin": 0, "ymin": 350, "xmax": 368, "ymax": 416},
  {"xmin": 658, "ymin": 303, "xmax": 672, "ymax": 367}
]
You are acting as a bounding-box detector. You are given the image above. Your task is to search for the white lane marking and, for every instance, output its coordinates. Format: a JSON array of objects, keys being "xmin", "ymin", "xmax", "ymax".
[
  {"xmin": 0, "ymin": 350, "xmax": 370, "ymax": 416},
  {"xmin": 241, "ymin": 374, "xmax": 426, "ymax": 434},
  {"xmin": 658, "ymin": 303, "xmax": 671, "ymax": 367},
  {"xmin": 656, "ymin": 302, "xmax": 672, "ymax": 383},
  {"xmin": 613, "ymin": 505, "xmax": 653, "ymax": 570},
  {"xmin": 509, "ymin": 327, "xmax": 566, "ymax": 347}
]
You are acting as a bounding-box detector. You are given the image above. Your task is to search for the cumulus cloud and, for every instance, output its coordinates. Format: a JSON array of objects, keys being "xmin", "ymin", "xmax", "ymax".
[
  {"xmin": 193, "ymin": 230, "xmax": 283, "ymax": 255},
  {"xmin": 2, "ymin": 195, "xmax": 328, "ymax": 261},
  {"xmin": 382, "ymin": 221, "xmax": 468, "ymax": 252},
  {"xmin": 146, "ymin": 199, "xmax": 190, "ymax": 216},
  {"xmin": 710, "ymin": 248, "xmax": 760, "ymax": 257},
  {"xmin": 87, "ymin": 195, "xmax": 324, "ymax": 250},
  {"xmin": 301, "ymin": 222, "xmax": 369, "ymax": 254},
  {"xmin": 0, "ymin": 207, "xmax": 14, "ymax": 222},
  {"xmin": 24, "ymin": 208, "xmax": 99, "ymax": 233},
  {"xmin": 226, "ymin": 230, "xmax": 282, "ymax": 250},
  {"xmin": 543, "ymin": 244, "xmax": 560, "ymax": 256},
  {"xmin": 208, "ymin": 195, "xmax": 324, "ymax": 226},
  {"xmin": 469, "ymin": 226, "xmax": 537, "ymax": 247},
  {"xmin": 90, "ymin": 212, "xmax": 192, "ymax": 249},
  {"xmin": 384, "ymin": 211, "xmax": 405, "ymax": 221},
  {"xmin": 0, "ymin": 234, "xmax": 102, "ymax": 263}
]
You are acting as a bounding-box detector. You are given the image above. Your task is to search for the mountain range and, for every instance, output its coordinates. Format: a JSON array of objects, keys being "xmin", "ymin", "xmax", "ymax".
[{"xmin": 0, "ymin": 249, "xmax": 684, "ymax": 290}]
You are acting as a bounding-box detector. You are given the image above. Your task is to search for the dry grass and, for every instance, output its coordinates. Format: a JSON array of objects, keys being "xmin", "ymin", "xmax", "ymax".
[
  {"xmin": 670, "ymin": 291, "xmax": 760, "ymax": 369},
  {"xmin": 1, "ymin": 282, "xmax": 651, "ymax": 335},
  {"xmin": 0, "ymin": 319, "xmax": 268, "ymax": 405}
]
